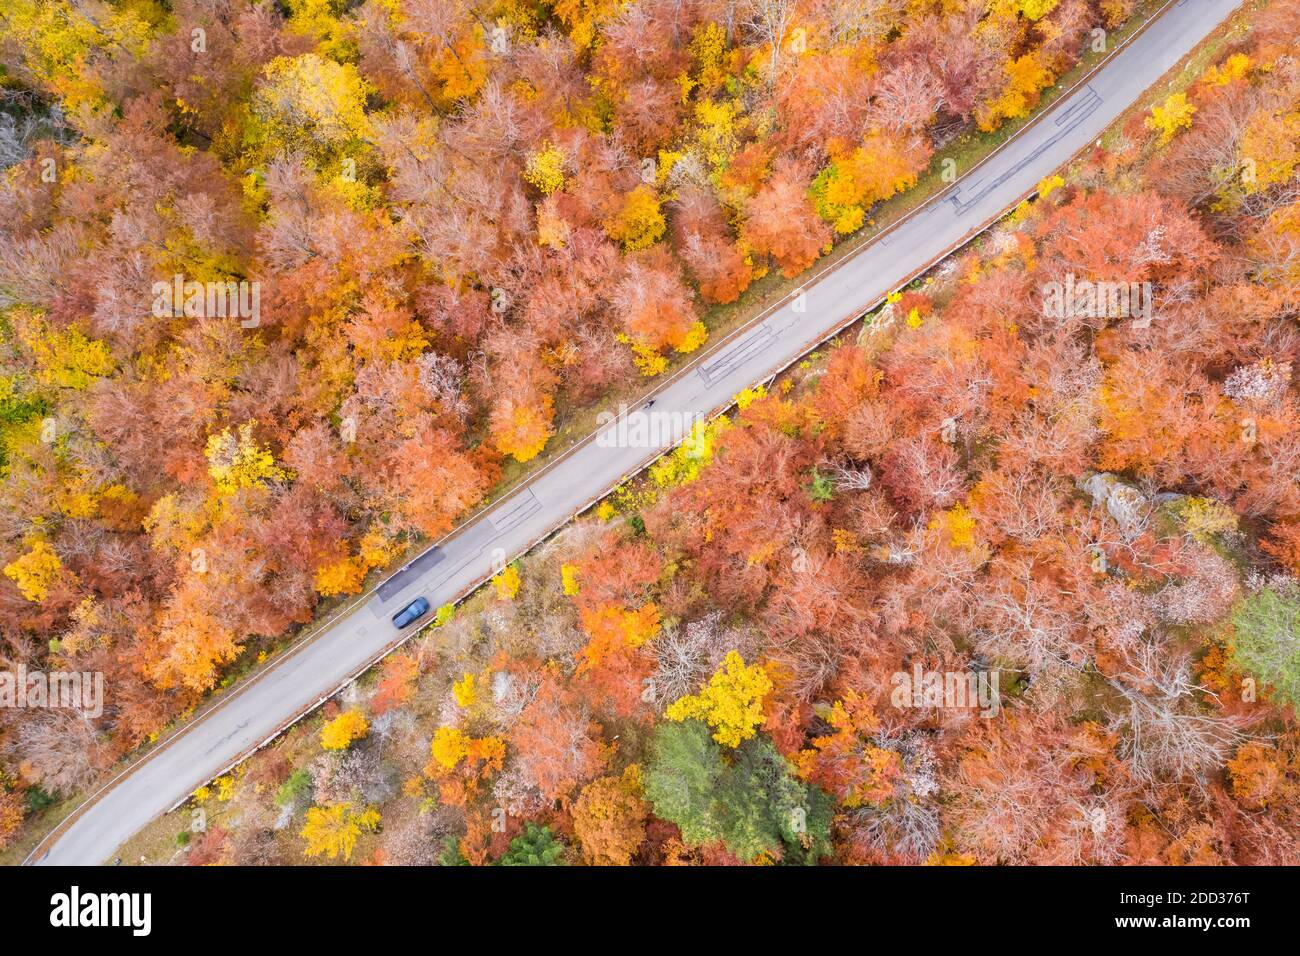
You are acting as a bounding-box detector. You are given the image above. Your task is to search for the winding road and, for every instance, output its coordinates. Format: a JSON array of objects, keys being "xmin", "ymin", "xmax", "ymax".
[{"xmin": 29, "ymin": 0, "xmax": 1242, "ymax": 865}]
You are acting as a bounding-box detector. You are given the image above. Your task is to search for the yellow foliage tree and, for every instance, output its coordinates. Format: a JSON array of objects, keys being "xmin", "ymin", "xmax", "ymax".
[
  {"xmin": 429, "ymin": 726, "xmax": 471, "ymax": 772},
  {"xmin": 314, "ymin": 555, "xmax": 368, "ymax": 596},
  {"xmin": 666, "ymin": 650, "xmax": 772, "ymax": 748},
  {"xmin": 0, "ymin": 0, "xmax": 155, "ymax": 112},
  {"xmin": 282, "ymin": 0, "xmax": 353, "ymax": 59},
  {"xmin": 1202, "ymin": 53, "xmax": 1251, "ymax": 86},
  {"xmin": 493, "ymin": 564, "xmax": 521, "ymax": 600},
  {"xmin": 300, "ymin": 803, "xmax": 381, "ymax": 861},
  {"xmin": 649, "ymin": 418, "xmax": 729, "ymax": 487},
  {"xmin": 1036, "ymin": 174, "xmax": 1065, "ymax": 198},
  {"xmin": 3, "ymin": 540, "xmax": 63, "ymax": 603},
  {"xmin": 812, "ymin": 133, "xmax": 925, "ymax": 234},
  {"xmin": 453, "ymin": 672, "xmax": 478, "ymax": 708},
  {"xmin": 1171, "ymin": 496, "xmax": 1238, "ymax": 544},
  {"xmin": 604, "ymin": 185, "xmax": 666, "ymax": 251},
  {"xmin": 1239, "ymin": 107, "xmax": 1300, "ymax": 194},
  {"xmin": 16, "ymin": 315, "xmax": 116, "ymax": 391},
  {"xmin": 320, "ymin": 709, "xmax": 370, "ymax": 750},
  {"xmin": 524, "ymin": 143, "xmax": 567, "ymax": 194},
  {"xmin": 429, "ymin": 24, "xmax": 489, "ymax": 102},
  {"xmin": 692, "ymin": 98, "xmax": 741, "ymax": 174},
  {"xmin": 549, "ymin": 0, "xmax": 622, "ymax": 49},
  {"xmin": 1145, "ymin": 92, "xmax": 1197, "ymax": 146},
  {"xmin": 561, "ymin": 562, "xmax": 581, "ymax": 596},
  {"xmin": 142, "ymin": 493, "xmax": 207, "ymax": 556},
  {"xmin": 205, "ymin": 422, "xmax": 289, "ymax": 495},
  {"xmin": 690, "ymin": 21, "xmax": 728, "ymax": 91},
  {"xmin": 215, "ymin": 775, "xmax": 236, "ymax": 801},
  {"xmin": 978, "ymin": 52, "xmax": 1054, "ymax": 132},
  {"xmin": 928, "ymin": 502, "xmax": 978, "ymax": 551},
  {"xmin": 1019, "ymin": 0, "xmax": 1059, "ymax": 19},
  {"xmin": 251, "ymin": 53, "xmax": 373, "ymax": 160},
  {"xmin": 358, "ymin": 526, "xmax": 402, "ymax": 569},
  {"xmin": 628, "ymin": 338, "xmax": 668, "ymax": 377},
  {"xmin": 676, "ymin": 321, "xmax": 708, "ymax": 354},
  {"xmin": 426, "ymin": 725, "xmax": 506, "ymax": 775},
  {"xmin": 491, "ymin": 395, "xmax": 555, "ymax": 462}
]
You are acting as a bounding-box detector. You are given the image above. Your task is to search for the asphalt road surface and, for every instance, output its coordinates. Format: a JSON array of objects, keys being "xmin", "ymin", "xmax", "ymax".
[{"xmin": 30, "ymin": 0, "xmax": 1242, "ymax": 865}]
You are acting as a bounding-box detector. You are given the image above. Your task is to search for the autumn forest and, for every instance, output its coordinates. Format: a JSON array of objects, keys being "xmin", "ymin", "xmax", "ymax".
[{"xmin": 2, "ymin": 0, "xmax": 1300, "ymax": 868}]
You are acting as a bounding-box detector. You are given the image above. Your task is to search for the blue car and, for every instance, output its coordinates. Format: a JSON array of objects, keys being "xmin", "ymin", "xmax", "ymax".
[{"xmin": 391, "ymin": 596, "xmax": 431, "ymax": 629}]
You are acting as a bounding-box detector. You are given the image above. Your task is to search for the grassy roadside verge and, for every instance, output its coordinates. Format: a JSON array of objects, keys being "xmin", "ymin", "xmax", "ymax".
[{"xmin": 3, "ymin": 0, "xmax": 1193, "ymax": 865}]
